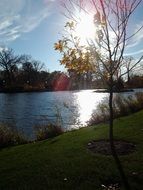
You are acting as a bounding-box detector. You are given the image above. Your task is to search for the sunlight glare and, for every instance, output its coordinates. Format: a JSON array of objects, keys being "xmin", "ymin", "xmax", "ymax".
[
  {"xmin": 76, "ymin": 90, "xmax": 107, "ymax": 125},
  {"xmin": 75, "ymin": 12, "xmax": 96, "ymax": 45}
]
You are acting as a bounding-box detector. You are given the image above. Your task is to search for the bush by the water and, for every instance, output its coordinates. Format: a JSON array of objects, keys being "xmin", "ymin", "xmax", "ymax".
[
  {"xmin": 88, "ymin": 92, "xmax": 143, "ymax": 126},
  {"xmin": 0, "ymin": 124, "xmax": 27, "ymax": 148},
  {"xmin": 35, "ymin": 124, "xmax": 63, "ymax": 141}
]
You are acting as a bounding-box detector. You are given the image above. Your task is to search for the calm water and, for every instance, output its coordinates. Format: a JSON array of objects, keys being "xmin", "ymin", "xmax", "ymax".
[{"xmin": 0, "ymin": 89, "xmax": 142, "ymax": 138}]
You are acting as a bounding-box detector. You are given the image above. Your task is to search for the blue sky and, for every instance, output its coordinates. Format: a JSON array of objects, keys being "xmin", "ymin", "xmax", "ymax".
[
  {"xmin": 0, "ymin": 0, "xmax": 143, "ymax": 72},
  {"xmin": 0, "ymin": 0, "xmax": 66, "ymax": 72}
]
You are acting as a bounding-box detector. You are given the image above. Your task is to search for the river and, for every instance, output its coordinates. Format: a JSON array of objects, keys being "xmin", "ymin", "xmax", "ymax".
[{"xmin": 0, "ymin": 89, "xmax": 142, "ymax": 138}]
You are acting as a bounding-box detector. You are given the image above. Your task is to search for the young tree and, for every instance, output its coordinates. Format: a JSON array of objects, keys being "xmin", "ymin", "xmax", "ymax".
[{"xmin": 55, "ymin": 0, "xmax": 143, "ymax": 189}]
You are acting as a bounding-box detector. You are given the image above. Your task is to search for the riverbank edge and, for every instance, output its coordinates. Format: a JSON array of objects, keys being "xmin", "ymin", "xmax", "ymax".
[{"xmin": 0, "ymin": 87, "xmax": 140, "ymax": 93}]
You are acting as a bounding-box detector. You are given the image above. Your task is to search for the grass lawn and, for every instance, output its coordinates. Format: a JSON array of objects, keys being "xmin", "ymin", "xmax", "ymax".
[{"xmin": 0, "ymin": 110, "xmax": 143, "ymax": 190}]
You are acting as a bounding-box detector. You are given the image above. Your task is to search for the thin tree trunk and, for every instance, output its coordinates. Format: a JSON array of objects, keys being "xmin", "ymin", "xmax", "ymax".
[
  {"xmin": 127, "ymin": 71, "xmax": 130, "ymax": 85},
  {"xmin": 109, "ymin": 87, "xmax": 131, "ymax": 190},
  {"xmin": 6, "ymin": 70, "xmax": 12, "ymax": 86}
]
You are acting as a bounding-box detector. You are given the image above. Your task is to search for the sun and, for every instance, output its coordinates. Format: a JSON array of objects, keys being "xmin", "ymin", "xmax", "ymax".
[{"xmin": 75, "ymin": 12, "xmax": 96, "ymax": 45}]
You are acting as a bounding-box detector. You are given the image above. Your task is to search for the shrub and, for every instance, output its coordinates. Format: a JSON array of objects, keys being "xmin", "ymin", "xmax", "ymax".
[
  {"xmin": 88, "ymin": 103, "xmax": 110, "ymax": 125},
  {"xmin": 135, "ymin": 92, "xmax": 143, "ymax": 109},
  {"xmin": 0, "ymin": 124, "xmax": 27, "ymax": 148},
  {"xmin": 88, "ymin": 92, "xmax": 143, "ymax": 126},
  {"xmin": 124, "ymin": 96, "xmax": 139, "ymax": 113},
  {"xmin": 35, "ymin": 124, "xmax": 63, "ymax": 141},
  {"xmin": 113, "ymin": 95, "xmax": 129, "ymax": 116}
]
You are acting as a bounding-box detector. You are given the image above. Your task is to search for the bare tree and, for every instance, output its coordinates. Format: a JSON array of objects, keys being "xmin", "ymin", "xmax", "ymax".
[
  {"xmin": 21, "ymin": 55, "xmax": 45, "ymax": 85},
  {"xmin": 0, "ymin": 48, "xmax": 24, "ymax": 86},
  {"xmin": 119, "ymin": 56, "xmax": 142, "ymax": 84},
  {"xmin": 56, "ymin": 0, "xmax": 143, "ymax": 189}
]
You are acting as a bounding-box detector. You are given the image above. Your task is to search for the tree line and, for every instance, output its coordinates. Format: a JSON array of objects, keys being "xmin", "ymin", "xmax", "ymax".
[
  {"xmin": 0, "ymin": 48, "xmax": 96, "ymax": 92},
  {"xmin": 0, "ymin": 48, "xmax": 142, "ymax": 92}
]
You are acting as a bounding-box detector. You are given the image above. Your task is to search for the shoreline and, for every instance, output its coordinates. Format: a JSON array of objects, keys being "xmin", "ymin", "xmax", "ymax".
[
  {"xmin": 0, "ymin": 88, "xmax": 140, "ymax": 94},
  {"xmin": 93, "ymin": 89, "xmax": 134, "ymax": 93}
]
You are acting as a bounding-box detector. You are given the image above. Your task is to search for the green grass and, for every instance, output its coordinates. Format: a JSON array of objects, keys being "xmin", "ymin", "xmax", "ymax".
[{"xmin": 0, "ymin": 111, "xmax": 143, "ymax": 190}]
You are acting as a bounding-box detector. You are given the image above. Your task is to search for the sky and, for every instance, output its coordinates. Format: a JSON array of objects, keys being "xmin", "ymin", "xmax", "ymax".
[
  {"xmin": 0, "ymin": 0, "xmax": 66, "ymax": 72},
  {"xmin": 0, "ymin": 0, "xmax": 143, "ymax": 72}
]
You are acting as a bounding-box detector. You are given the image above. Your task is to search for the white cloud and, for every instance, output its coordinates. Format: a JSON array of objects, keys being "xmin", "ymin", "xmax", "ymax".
[
  {"xmin": 125, "ymin": 49, "xmax": 143, "ymax": 56},
  {"xmin": 127, "ymin": 21, "xmax": 143, "ymax": 49},
  {"xmin": 0, "ymin": 45, "xmax": 8, "ymax": 52},
  {"xmin": 0, "ymin": 0, "xmax": 55, "ymax": 44},
  {"xmin": 0, "ymin": 0, "xmax": 24, "ymax": 16}
]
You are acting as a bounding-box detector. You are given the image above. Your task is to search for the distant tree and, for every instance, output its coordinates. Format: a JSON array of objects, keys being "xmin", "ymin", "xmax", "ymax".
[
  {"xmin": 49, "ymin": 71, "xmax": 62, "ymax": 83},
  {"xmin": 128, "ymin": 75, "xmax": 143, "ymax": 88},
  {"xmin": 32, "ymin": 60, "xmax": 44, "ymax": 73},
  {"xmin": 119, "ymin": 57, "xmax": 142, "ymax": 85},
  {"xmin": 67, "ymin": 69, "xmax": 93, "ymax": 89},
  {"xmin": 21, "ymin": 55, "xmax": 44, "ymax": 86},
  {"xmin": 39, "ymin": 71, "xmax": 51, "ymax": 88},
  {"xmin": 0, "ymin": 48, "xmax": 23, "ymax": 86}
]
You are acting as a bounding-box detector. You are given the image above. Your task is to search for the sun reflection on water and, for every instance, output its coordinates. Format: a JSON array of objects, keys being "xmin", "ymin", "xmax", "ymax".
[{"xmin": 75, "ymin": 90, "xmax": 108, "ymax": 126}]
